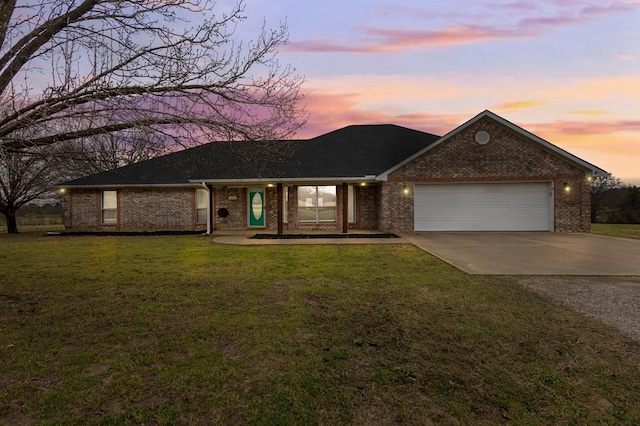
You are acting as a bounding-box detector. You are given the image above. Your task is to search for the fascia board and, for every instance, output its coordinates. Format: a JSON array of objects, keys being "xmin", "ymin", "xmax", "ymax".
[
  {"xmin": 191, "ymin": 176, "xmax": 379, "ymax": 185},
  {"xmin": 55, "ymin": 183, "xmax": 203, "ymax": 189}
]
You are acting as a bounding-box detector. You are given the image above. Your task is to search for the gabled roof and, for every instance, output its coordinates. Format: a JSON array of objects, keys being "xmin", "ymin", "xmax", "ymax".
[
  {"xmin": 377, "ymin": 110, "xmax": 608, "ymax": 181},
  {"xmin": 60, "ymin": 124, "xmax": 441, "ymax": 187}
]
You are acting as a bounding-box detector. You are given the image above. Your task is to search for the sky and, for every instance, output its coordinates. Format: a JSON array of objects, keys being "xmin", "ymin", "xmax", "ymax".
[{"xmin": 233, "ymin": 0, "xmax": 640, "ymax": 185}]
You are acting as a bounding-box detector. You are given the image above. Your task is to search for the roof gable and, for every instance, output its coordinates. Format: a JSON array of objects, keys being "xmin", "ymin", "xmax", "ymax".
[{"xmin": 377, "ymin": 110, "xmax": 608, "ymax": 181}]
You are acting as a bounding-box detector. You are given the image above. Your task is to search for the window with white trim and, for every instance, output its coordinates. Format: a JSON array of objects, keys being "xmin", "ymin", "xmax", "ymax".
[
  {"xmin": 196, "ymin": 188, "xmax": 208, "ymax": 224},
  {"xmin": 102, "ymin": 190, "xmax": 117, "ymax": 224},
  {"xmin": 348, "ymin": 185, "xmax": 356, "ymax": 223},
  {"xmin": 283, "ymin": 187, "xmax": 288, "ymax": 224},
  {"xmin": 298, "ymin": 186, "xmax": 336, "ymax": 223}
]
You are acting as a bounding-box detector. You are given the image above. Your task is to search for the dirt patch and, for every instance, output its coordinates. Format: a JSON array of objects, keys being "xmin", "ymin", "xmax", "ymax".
[{"xmin": 517, "ymin": 276, "xmax": 640, "ymax": 343}]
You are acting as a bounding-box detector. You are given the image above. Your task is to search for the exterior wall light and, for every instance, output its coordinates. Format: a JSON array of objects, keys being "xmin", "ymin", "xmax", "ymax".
[
  {"xmin": 59, "ymin": 188, "xmax": 66, "ymax": 194},
  {"xmin": 586, "ymin": 175, "xmax": 593, "ymax": 183},
  {"xmin": 563, "ymin": 183, "xmax": 571, "ymax": 193},
  {"xmin": 267, "ymin": 183, "xmax": 274, "ymax": 188},
  {"xmin": 403, "ymin": 185, "xmax": 410, "ymax": 195},
  {"xmin": 360, "ymin": 182, "xmax": 366, "ymax": 186}
]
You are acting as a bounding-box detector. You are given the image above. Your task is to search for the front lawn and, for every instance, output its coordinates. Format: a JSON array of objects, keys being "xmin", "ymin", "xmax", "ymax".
[
  {"xmin": 1, "ymin": 234, "xmax": 639, "ymax": 424},
  {"xmin": 592, "ymin": 223, "xmax": 640, "ymax": 240}
]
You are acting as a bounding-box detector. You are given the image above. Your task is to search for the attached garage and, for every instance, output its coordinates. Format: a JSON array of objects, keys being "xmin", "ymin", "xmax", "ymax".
[{"xmin": 414, "ymin": 182, "xmax": 552, "ymax": 231}]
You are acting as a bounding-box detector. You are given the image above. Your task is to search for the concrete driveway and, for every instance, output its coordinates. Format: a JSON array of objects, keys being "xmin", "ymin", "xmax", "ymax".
[{"xmin": 401, "ymin": 232, "xmax": 640, "ymax": 275}]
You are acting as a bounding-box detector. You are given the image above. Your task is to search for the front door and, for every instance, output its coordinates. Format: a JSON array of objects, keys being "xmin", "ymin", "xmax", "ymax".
[{"xmin": 249, "ymin": 189, "xmax": 265, "ymax": 227}]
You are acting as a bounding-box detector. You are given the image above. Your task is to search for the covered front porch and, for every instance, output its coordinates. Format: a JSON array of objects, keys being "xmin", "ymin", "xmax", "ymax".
[{"xmin": 196, "ymin": 180, "xmax": 381, "ymax": 234}]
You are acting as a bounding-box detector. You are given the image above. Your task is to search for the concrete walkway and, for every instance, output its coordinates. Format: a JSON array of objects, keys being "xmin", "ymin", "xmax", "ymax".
[
  {"xmin": 400, "ymin": 232, "xmax": 640, "ymax": 275},
  {"xmin": 212, "ymin": 230, "xmax": 640, "ymax": 276}
]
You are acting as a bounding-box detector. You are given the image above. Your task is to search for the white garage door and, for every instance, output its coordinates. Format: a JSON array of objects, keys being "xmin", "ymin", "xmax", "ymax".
[{"xmin": 414, "ymin": 182, "xmax": 552, "ymax": 231}]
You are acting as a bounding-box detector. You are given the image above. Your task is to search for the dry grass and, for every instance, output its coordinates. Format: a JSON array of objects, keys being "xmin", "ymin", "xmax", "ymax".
[
  {"xmin": 1, "ymin": 234, "xmax": 639, "ymax": 424},
  {"xmin": 591, "ymin": 223, "xmax": 640, "ymax": 240}
]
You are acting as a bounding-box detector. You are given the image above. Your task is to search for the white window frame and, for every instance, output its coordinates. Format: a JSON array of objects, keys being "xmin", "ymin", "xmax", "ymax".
[
  {"xmin": 298, "ymin": 185, "xmax": 337, "ymax": 223},
  {"xmin": 348, "ymin": 185, "xmax": 356, "ymax": 224},
  {"xmin": 283, "ymin": 186, "xmax": 288, "ymax": 224},
  {"xmin": 102, "ymin": 190, "xmax": 117, "ymax": 225},
  {"xmin": 195, "ymin": 188, "xmax": 208, "ymax": 224}
]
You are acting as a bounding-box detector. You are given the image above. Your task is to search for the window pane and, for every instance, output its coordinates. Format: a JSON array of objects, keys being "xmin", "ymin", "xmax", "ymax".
[
  {"xmin": 102, "ymin": 191, "xmax": 117, "ymax": 209},
  {"xmin": 317, "ymin": 186, "xmax": 336, "ymax": 222},
  {"xmin": 196, "ymin": 208, "xmax": 207, "ymax": 224},
  {"xmin": 298, "ymin": 187, "xmax": 315, "ymax": 205},
  {"xmin": 317, "ymin": 207, "xmax": 336, "ymax": 222},
  {"xmin": 348, "ymin": 185, "xmax": 355, "ymax": 223},
  {"xmin": 297, "ymin": 186, "xmax": 337, "ymax": 223},
  {"xmin": 196, "ymin": 189, "xmax": 208, "ymax": 209},
  {"xmin": 298, "ymin": 186, "xmax": 316, "ymax": 222},
  {"xmin": 298, "ymin": 207, "xmax": 316, "ymax": 222},
  {"xmin": 283, "ymin": 188, "xmax": 288, "ymax": 224},
  {"xmin": 102, "ymin": 209, "xmax": 117, "ymax": 224},
  {"xmin": 102, "ymin": 191, "xmax": 117, "ymax": 224}
]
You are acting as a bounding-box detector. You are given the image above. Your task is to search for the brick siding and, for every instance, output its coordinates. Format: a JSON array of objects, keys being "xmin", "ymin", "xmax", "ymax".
[
  {"xmin": 64, "ymin": 187, "xmax": 206, "ymax": 232},
  {"xmin": 381, "ymin": 116, "xmax": 591, "ymax": 232},
  {"xmin": 212, "ymin": 187, "xmax": 247, "ymax": 230},
  {"xmin": 352, "ymin": 185, "xmax": 379, "ymax": 230},
  {"xmin": 64, "ymin": 117, "xmax": 592, "ymax": 233}
]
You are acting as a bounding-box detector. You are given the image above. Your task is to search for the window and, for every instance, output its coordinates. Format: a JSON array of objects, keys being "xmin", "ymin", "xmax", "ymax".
[
  {"xmin": 348, "ymin": 185, "xmax": 355, "ymax": 223},
  {"xmin": 102, "ymin": 190, "xmax": 117, "ymax": 224},
  {"xmin": 283, "ymin": 187, "xmax": 288, "ymax": 224},
  {"xmin": 298, "ymin": 186, "xmax": 336, "ymax": 223},
  {"xmin": 196, "ymin": 188, "xmax": 208, "ymax": 224}
]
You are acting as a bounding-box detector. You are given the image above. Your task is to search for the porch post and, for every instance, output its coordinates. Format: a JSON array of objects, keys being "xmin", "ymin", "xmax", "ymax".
[
  {"xmin": 342, "ymin": 182, "xmax": 348, "ymax": 234},
  {"xmin": 277, "ymin": 183, "xmax": 283, "ymax": 235}
]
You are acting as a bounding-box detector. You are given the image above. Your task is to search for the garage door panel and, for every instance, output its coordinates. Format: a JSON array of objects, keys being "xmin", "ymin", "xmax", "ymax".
[{"xmin": 414, "ymin": 183, "xmax": 551, "ymax": 231}]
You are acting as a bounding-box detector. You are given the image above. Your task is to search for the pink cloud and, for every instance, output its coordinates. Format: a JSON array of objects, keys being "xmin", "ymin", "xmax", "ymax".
[
  {"xmin": 285, "ymin": 25, "xmax": 521, "ymax": 54},
  {"xmin": 363, "ymin": 26, "xmax": 518, "ymax": 49},
  {"xmin": 296, "ymin": 92, "xmax": 463, "ymax": 138},
  {"xmin": 527, "ymin": 119, "xmax": 640, "ymax": 137},
  {"xmin": 284, "ymin": 2, "xmax": 637, "ymax": 54},
  {"xmin": 492, "ymin": 100, "xmax": 547, "ymax": 111}
]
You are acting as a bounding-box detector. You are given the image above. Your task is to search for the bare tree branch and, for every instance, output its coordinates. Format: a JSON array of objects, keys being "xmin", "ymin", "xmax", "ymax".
[{"xmin": 0, "ymin": 0, "xmax": 307, "ymax": 152}]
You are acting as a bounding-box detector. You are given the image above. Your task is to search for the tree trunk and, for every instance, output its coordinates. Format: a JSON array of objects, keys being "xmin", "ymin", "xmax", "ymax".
[{"xmin": 4, "ymin": 208, "xmax": 18, "ymax": 234}]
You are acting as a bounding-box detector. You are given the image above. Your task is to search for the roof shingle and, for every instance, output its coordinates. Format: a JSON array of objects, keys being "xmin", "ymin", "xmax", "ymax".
[{"xmin": 61, "ymin": 124, "xmax": 441, "ymax": 186}]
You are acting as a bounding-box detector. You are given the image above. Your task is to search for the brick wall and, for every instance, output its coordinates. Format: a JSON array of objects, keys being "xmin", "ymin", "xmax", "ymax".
[
  {"xmin": 120, "ymin": 188, "xmax": 200, "ymax": 231},
  {"xmin": 212, "ymin": 187, "xmax": 247, "ymax": 230},
  {"xmin": 65, "ymin": 190, "xmax": 100, "ymax": 229},
  {"xmin": 353, "ymin": 185, "xmax": 379, "ymax": 230},
  {"xmin": 64, "ymin": 187, "xmax": 206, "ymax": 232},
  {"xmin": 382, "ymin": 116, "xmax": 591, "ymax": 232}
]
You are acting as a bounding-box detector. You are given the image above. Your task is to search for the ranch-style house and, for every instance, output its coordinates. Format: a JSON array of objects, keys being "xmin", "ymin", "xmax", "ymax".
[{"xmin": 58, "ymin": 110, "xmax": 607, "ymax": 234}]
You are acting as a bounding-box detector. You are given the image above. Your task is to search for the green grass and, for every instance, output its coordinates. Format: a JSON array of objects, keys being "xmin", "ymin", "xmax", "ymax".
[
  {"xmin": 592, "ymin": 223, "xmax": 640, "ymax": 240},
  {"xmin": 1, "ymin": 235, "xmax": 640, "ymax": 424},
  {"xmin": 0, "ymin": 215, "xmax": 64, "ymax": 234}
]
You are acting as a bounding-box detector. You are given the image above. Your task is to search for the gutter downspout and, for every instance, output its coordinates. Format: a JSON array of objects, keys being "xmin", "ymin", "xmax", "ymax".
[{"xmin": 201, "ymin": 182, "xmax": 211, "ymax": 235}]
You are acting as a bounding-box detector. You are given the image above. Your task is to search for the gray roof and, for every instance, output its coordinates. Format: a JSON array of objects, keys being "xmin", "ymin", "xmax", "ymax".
[{"xmin": 61, "ymin": 124, "xmax": 441, "ymax": 187}]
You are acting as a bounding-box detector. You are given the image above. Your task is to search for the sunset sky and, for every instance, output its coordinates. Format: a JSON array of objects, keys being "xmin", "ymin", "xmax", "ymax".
[{"xmin": 235, "ymin": 0, "xmax": 640, "ymax": 185}]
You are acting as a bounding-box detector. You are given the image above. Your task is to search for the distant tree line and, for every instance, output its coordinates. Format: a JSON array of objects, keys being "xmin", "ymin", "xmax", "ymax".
[{"xmin": 591, "ymin": 176, "xmax": 640, "ymax": 224}]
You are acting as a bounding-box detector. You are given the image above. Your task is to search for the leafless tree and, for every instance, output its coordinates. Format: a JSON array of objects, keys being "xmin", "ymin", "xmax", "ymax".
[
  {"xmin": 0, "ymin": 143, "xmax": 67, "ymax": 233},
  {"xmin": 0, "ymin": 0, "xmax": 306, "ymax": 232},
  {"xmin": 0, "ymin": 0, "xmax": 306, "ymax": 153},
  {"xmin": 61, "ymin": 131, "xmax": 167, "ymax": 177}
]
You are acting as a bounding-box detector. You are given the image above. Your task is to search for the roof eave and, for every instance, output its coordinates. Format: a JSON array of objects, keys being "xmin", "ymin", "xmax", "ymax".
[
  {"xmin": 56, "ymin": 183, "xmax": 203, "ymax": 189},
  {"xmin": 191, "ymin": 176, "xmax": 380, "ymax": 186}
]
